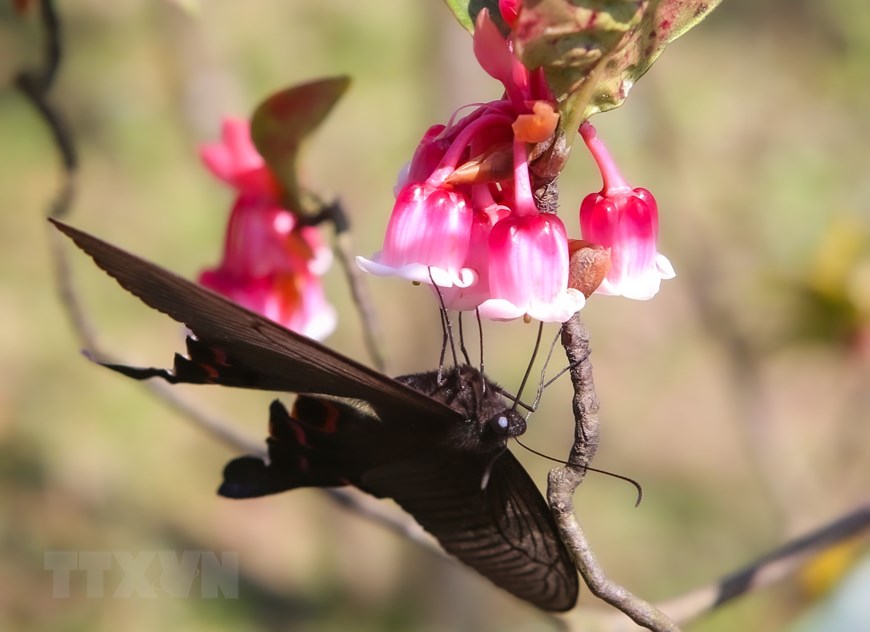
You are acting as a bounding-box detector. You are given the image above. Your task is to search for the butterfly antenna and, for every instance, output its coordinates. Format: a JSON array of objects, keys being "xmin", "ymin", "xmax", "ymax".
[
  {"xmin": 529, "ymin": 324, "xmax": 567, "ymax": 414},
  {"xmin": 514, "ymin": 437, "xmax": 644, "ymax": 507},
  {"xmin": 428, "ymin": 268, "xmax": 459, "ymax": 383},
  {"xmin": 539, "ymin": 347, "xmax": 593, "ymax": 392},
  {"xmin": 436, "ymin": 308, "xmax": 448, "ymax": 385},
  {"xmin": 510, "ymin": 320, "xmax": 544, "ymax": 414},
  {"xmin": 476, "ymin": 308, "xmax": 486, "ymax": 394},
  {"xmin": 490, "ymin": 385, "xmax": 535, "ymax": 412},
  {"xmin": 476, "ymin": 308, "xmax": 485, "ymax": 372}
]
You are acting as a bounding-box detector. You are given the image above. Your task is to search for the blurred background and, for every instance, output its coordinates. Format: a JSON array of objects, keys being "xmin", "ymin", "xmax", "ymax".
[{"xmin": 1, "ymin": 1, "xmax": 868, "ymax": 630}]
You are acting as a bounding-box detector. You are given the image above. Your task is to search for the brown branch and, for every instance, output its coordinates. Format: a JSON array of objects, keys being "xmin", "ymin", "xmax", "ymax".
[{"xmin": 550, "ymin": 314, "xmax": 681, "ymax": 631}]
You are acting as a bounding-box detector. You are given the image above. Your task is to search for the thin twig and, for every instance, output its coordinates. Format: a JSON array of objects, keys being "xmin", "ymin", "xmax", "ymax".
[
  {"xmin": 303, "ymin": 200, "xmax": 390, "ymax": 374},
  {"xmin": 323, "ymin": 488, "xmax": 444, "ymax": 556},
  {"xmin": 333, "ymin": 230, "xmax": 389, "ymax": 374},
  {"xmin": 550, "ymin": 314, "xmax": 681, "ymax": 632}
]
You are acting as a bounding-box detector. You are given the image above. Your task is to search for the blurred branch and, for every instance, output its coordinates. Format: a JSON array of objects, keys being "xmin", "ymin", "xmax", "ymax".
[
  {"xmin": 683, "ymin": 249, "xmax": 833, "ymax": 535},
  {"xmin": 835, "ymin": 360, "xmax": 870, "ymax": 499},
  {"xmin": 551, "ymin": 315, "xmax": 681, "ymax": 632},
  {"xmin": 323, "ymin": 488, "xmax": 444, "ymax": 556},
  {"xmin": 14, "ymin": 0, "xmax": 76, "ymax": 219},
  {"xmin": 302, "ymin": 200, "xmax": 391, "ymax": 374},
  {"xmin": 656, "ymin": 504, "xmax": 870, "ymax": 625}
]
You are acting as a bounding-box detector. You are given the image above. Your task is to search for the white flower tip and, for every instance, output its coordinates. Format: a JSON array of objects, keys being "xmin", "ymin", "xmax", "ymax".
[
  {"xmin": 656, "ymin": 253, "xmax": 676, "ymax": 279},
  {"xmin": 477, "ymin": 289, "xmax": 585, "ymax": 323},
  {"xmin": 356, "ymin": 255, "xmax": 477, "ymax": 288},
  {"xmin": 303, "ymin": 305, "xmax": 338, "ymax": 341}
]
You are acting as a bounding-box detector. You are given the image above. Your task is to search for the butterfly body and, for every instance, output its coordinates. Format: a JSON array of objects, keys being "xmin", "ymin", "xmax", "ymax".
[
  {"xmin": 51, "ymin": 219, "xmax": 579, "ymax": 612},
  {"xmin": 219, "ymin": 365, "xmax": 524, "ymax": 498}
]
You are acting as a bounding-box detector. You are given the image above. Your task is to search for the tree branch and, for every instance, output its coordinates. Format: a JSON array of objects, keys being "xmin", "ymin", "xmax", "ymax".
[{"xmin": 550, "ymin": 314, "xmax": 681, "ymax": 631}]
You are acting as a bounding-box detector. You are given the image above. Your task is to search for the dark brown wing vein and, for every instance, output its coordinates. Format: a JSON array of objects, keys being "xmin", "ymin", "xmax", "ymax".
[
  {"xmin": 51, "ymin": 219, "xmax": 459, "ymax": 422},
  {"xmin": 361, "ymin": 451, "xmax": 578, "ymax": 612}
]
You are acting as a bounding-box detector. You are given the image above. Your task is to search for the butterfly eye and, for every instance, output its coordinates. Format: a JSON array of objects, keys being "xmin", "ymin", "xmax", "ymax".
[{"xmin": 486, "ymin": 410, "xmax": 525, "ymax": 439}]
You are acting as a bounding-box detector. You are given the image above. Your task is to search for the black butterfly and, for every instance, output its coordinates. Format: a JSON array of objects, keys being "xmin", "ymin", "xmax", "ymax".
[{"xmin": 51, "ymin": 219, "xmax": 579, "ymax": 612}]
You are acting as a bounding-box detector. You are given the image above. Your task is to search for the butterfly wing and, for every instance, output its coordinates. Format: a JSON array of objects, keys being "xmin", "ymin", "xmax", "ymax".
[
  {"xmin": 51, "ymin": 219, "xmax": 459, "ymax": 422},
  {"xmin": 361, "ymin": 450, "xmax": 579, "ymax": 612}
]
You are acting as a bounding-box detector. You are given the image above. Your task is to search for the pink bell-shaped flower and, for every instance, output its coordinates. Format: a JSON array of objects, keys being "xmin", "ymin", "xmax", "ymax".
[
  {"xmin": 198, "ymin": 192, "xmax": 336, "ymax": 340},
  {"xmin": 478, "ymin": 211, "xmax": 585, "ymax": 322},
  {"xmin": 437, "ymin": 208, "xmax": 500, "ymax": 311},
  {"xmin": 357, "ymin": 182, "xmax": 476, "ymax": 288},
  {"xmin": 579, "ymin": 122, "xmax": 675, "ymax": 300},
  {"xmin": 197, "ymin": 117, "xmax": 336, "ymax": 341}
]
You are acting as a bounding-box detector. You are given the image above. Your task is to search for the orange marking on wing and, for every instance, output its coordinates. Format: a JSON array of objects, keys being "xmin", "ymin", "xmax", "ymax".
[
  {"xmin": 319, "ymin": 402, "xmax": 340, "ymax": 434},
  {"xmin": 198, "ymin": 363, "xmax": 220, "ymax": 381},
  {"xmin": 286, "ymin": 402, "xmax": 312, "ymax": 447},
  {"xmin": 212, "ymin": 348, "xmax": 229, "ymax": 366}
]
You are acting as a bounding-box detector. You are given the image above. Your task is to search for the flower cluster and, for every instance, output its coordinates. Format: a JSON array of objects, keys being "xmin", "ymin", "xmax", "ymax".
[
  {"xmin": 199, "ymin": 118, "xmax": 336, "ymax": 340},
  {"xmin": 358, "ymin": 9, "xmax": 583, "ymax": 322},
  {"xmin": 358, "ymin": 8, "xmax": 674, "ymax": 322}
]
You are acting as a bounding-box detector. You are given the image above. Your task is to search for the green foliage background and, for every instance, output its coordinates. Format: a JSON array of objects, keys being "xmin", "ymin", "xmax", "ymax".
[{"xmin": 0, "ymin": 1, "xmax": 868, "ymax": 630}]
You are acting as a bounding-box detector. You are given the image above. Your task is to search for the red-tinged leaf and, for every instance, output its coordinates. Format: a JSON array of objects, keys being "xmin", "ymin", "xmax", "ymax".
[
  {"xmin": 14, "ymin": 0, "xmax": 34, "ymax": 14},
  {"xmin": 250, "ymin": 77, "xmax": 350, "ymax": 213},
  {"xmin": 513, "ymin": 0, "xmax": 722, "ymax": 130}
]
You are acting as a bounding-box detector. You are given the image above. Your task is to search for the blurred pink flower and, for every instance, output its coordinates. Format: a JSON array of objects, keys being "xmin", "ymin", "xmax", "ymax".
[
  {"xmin": 200, "ymin": 268, "xmax": 336, "ymax": 342},
  {"xmin": 199, "ymin": 119, "xmax": 335, "ymax": 339},
  {"xmin": 199, "ymin": 117, "xmax": 279, "ymax": 197}
]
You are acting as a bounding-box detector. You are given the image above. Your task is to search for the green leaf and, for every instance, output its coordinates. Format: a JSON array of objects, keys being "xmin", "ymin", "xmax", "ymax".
[
  {"xmin": 250, "ymin": 76, "xmax": 350, "ymax": 213},
  {"xmin": 513, "ymin": 0, "xmax": 722, "ymax": 130},
  {"xmin": 442, "ymin": 0, "xmax": 505, "ymax": 34}
]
